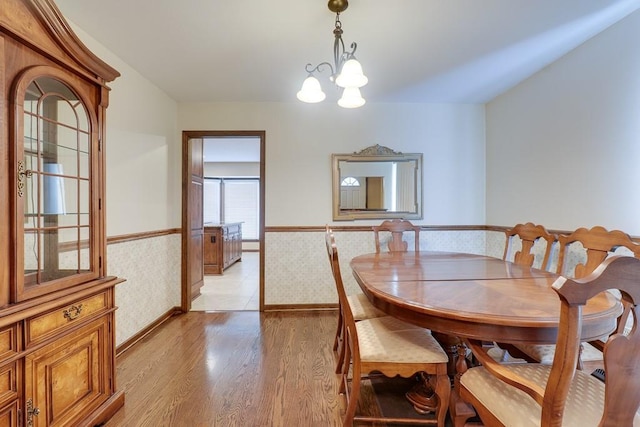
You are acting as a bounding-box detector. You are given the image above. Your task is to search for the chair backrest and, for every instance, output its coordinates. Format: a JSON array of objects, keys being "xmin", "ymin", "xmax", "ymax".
[
  {"xmin": 547, "ymin": 256, "xmax": 640, "ymax": 426},
  {"xmin": 557, "ymin": 226, "xmax": 640, "ymax": 279},
  {"xmin": 372, "ymin": 219, "xmax": 420, "ymax": 253},
  {"xmin": 503, "ymin": 222, "xmax": 556, "ymax": 270},
  {"xmin": 325, "ymin": 226, "xmax": 356, "ymax": 329}
]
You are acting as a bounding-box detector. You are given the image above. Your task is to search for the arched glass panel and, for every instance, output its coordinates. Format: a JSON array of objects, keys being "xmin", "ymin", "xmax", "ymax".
[{"xmin": 21, "ymin": 76, "xmax": 92, "ymax": 287}]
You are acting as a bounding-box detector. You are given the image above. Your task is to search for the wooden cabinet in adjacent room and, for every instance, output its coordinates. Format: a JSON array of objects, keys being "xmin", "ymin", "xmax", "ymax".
[
  {"xmin": 0, "ymin": 0, "xmax": 125, "ymax": 425},
  {"xmin": 204, "ymin": 223, "xmax": 243, "ymax": 275}
]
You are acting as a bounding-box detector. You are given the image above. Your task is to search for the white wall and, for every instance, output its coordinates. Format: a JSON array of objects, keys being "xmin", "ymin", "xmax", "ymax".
[
  {"xmin": 68, "ymin": 26, "xmax": 181, "ymax": 236},
  {"xmin": 69, "ymin": 17, "xmax": 487, "ymax": 316},
  {"xmin": 179, "ymin": 102, "xmax": 487, "ymax": 226},
  {"xmin": 486, "ymin": 9, "xmax": 640, "ymax": 235},
  {"xmin": 67, "ymin": 24, "xmax": 182, "ymax": 345},
  {"xmin": 204, "ymin": 162, "xmax": 260, "ymax": 177}
]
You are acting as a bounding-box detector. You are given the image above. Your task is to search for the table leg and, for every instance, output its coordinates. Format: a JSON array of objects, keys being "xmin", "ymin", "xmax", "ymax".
[
  {"xmin": 430, "ymin": 332, "xmax": 464, "ymax": 377},
  {"xmin": 449, "ymin": 343, "xmax": 477, "ymax": 426}
]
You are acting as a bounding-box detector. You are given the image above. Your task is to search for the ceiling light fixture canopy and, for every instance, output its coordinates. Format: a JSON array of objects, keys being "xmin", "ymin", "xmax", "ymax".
[{"xmin": 296, "ymin": 0, "xmax": 368, "ymax": 108}]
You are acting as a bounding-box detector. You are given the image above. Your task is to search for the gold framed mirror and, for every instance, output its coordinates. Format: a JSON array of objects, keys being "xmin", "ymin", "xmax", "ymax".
[{"xmin": 332, "ymin": 145, "xmax": 423, "ymax": 221}]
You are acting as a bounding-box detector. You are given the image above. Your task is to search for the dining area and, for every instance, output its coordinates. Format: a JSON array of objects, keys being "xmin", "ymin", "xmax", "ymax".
[{"xmin": 327, "ymin": 220, "xmax": 640, "ymax": 426}]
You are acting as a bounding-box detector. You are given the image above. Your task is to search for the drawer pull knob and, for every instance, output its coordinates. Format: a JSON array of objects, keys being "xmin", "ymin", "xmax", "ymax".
[{"xmin": 63, "ymin": 304, "xmax": 83, "ymax": 321}]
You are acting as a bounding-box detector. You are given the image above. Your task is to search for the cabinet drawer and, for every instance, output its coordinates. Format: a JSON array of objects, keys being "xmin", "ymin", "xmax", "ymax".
[
  {"xmin": 0, "ymin": 399, "xmax": 18, "ymax": 427},
  {"xmin": 0, "ymin": 363, "xmax": 18, "ymax": 409},
  {"xmin": 0, "ymin": 326, "xmax": 19, "ymax": 363},
  {"xmin": 26, "ymin": 292, "xmax": 110, "ymax": 347}
]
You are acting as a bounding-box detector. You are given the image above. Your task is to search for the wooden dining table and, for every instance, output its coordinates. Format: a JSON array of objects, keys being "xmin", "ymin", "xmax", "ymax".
[
  {"xmin": 350, "ymin": 250, "xmax": 622, "ymax": 423},
  {"xmin": 350, "ymin": 251, "xmax": 620, "ymax": 345}
]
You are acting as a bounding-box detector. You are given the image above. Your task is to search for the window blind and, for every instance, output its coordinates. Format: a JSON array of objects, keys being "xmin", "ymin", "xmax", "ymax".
[{"xmin": 224, "ymin": 179, "xmax": 259, "ymax": 240}]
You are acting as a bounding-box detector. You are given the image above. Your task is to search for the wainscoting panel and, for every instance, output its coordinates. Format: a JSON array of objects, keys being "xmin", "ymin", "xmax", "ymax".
[
  {"xmin": 107, "ymin": 234, "xmax": 181, "ymax": 346},
  {"xmin": 264, "ymin": 228, "xmax": 502, "ymax": 307},
  {"xmin": 105, "ymin": 226, "xmax": 617, "ymax": 348}
]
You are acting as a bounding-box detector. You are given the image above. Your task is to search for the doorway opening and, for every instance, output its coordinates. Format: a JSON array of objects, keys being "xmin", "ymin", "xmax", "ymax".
[{"xmin": 181, "ymin": 131, "xmax": 265, "ymax": 312}]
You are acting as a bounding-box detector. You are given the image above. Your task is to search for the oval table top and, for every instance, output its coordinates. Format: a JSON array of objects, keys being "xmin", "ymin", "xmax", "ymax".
[{"xmin": 350, "ymin": 251, "xmax": 621, "ymax": 344}]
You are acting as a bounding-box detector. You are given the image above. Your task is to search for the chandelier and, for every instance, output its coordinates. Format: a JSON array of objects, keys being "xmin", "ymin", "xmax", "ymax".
[{"xmin": 296, "ymin": 0, "xmax": 368, "ymax": 108}]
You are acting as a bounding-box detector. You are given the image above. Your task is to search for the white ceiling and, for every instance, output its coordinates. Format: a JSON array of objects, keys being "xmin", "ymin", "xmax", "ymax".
[{"xmin": 55, "ymin": 0, "xmax": 640, "ymax": 104}]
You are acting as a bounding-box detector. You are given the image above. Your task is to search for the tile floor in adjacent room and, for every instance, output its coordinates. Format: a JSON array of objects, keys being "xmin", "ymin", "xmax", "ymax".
[{"xmin": 191, "ymin": 251, "xmax": 260, "ymax": 311}]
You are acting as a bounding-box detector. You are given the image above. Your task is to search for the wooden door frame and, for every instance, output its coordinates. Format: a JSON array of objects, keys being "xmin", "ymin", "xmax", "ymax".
[{"xmin": 181, "ymin": 130, "xmax": 265, "ymax": 312}]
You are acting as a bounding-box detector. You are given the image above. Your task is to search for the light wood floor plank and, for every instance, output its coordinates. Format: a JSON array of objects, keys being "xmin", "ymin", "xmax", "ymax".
[{"xmin": 106, "ymin": 311, "xmax": 344, "ymax": 426}]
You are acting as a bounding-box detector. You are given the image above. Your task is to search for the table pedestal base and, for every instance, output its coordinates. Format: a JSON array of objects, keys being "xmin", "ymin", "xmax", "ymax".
[
  {"xmin": 405, "ymin": 373, "xmax": 438, "ymax": 413},
  {"xmin": 449, "ymin": 387, "xmax": 479, "ymax": 427}
]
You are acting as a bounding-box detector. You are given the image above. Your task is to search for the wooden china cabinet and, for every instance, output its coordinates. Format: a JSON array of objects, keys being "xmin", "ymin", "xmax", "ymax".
[{"xmin": 0, "ymin": 0, "xmax": 124, "ymax": 426}]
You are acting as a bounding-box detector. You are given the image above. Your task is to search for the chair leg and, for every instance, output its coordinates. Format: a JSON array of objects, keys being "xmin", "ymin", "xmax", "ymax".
[
  {"xmin": 433, "ymin": 373, "xmax": 451, "ymax": 427},
  {"xmin": 342, "ymin": 360, "xmax": 360, "ymax": 427}
]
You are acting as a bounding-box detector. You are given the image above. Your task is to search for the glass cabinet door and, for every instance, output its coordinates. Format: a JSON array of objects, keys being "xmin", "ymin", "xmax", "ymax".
[{"xmin": 16, "ymin": 74, "xmax": 99, "ymax": 301}]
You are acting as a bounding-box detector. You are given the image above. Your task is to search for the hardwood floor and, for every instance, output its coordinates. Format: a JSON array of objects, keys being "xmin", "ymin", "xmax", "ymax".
[{"xmin": 106, "ymin": 310, "xmax": 345, "ymax": 426}]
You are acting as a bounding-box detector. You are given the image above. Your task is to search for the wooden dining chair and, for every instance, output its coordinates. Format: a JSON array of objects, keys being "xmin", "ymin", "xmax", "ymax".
[
  {"xmin": 325, "ymin": 227, "xmax": 450, "ymax": 426},
  {"xmin": 325, "ymin": 226, "xmax": 386, "ymax": 374},
  {"xmin": 493, "ymin": 223, "xmax": 558, "ymax": 362},
  {"xmin": 373, "ymin": 219, "xmax": 421, "ymax": 253},
  {"xmin": 502, "ymin": 222, "xmax": 557, "ymax": 270},
  {"xmin": 556, "ymin": 225, "xmax": 640, "ymax": 278},
  {"xmin": 460, "ymin": 255, "xmax": 640, "ymax": 426},
  {"xmin": 513, "ymin": 225, "xmax": 640, "ymax": 367}
]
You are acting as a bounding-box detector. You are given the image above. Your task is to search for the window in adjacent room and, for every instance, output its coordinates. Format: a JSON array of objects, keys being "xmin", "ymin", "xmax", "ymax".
[{"xmin": 204, "ymin": 177, "xmax": 260, "ymax": 240}]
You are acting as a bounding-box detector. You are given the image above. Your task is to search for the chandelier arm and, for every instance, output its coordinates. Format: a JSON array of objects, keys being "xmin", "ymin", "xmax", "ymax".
[
  {"xmin": 347, "ymin": 42, "xmax": 357, "ymax": 58},
  {"xmin": 305, "ymin": 62, "xmax": 335, "ymax": 75},
  {"xmin": 333, "ymin": 12, "xmax": 346, "ymax": 74},
  {"xmin": 333, "ymin": 32, "xmax": 346, "ymax": 73}
]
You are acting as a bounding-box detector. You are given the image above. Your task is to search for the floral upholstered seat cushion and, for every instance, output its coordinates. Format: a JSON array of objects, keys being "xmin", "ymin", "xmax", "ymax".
[
  {"xmin": 357, "ymin": 316, "xmax": 448, "ymax": 364},
  {"xmin": 514, "ymin": 341, "xmax": 603, "ymax": 364},
  {"xmin": 347, "ymin": 293, "xmax": 385, "ymax": 321},
  {"xmin": 460, "ymin": 363, "xmax": 640, "ymax": 426}
]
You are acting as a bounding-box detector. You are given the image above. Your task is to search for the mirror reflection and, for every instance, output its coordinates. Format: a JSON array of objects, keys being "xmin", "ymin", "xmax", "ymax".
[{"xmin": 332, "ymin": 145, "xmax": 423, "ymax": 221}]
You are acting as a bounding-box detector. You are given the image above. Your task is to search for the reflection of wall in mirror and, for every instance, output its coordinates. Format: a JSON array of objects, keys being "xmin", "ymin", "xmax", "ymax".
[
  {"xmin": 340, "ymin": 162, "xmax": 394, "ymax": 210},
  {"xmin": 396, "ymin": 161, "xmax": 415, "ymax": 212}
]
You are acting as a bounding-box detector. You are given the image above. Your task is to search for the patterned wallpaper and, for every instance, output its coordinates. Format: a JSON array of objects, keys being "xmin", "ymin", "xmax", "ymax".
[
  {"xmin": 107, "ymin": 234, "xmax": 181, "ymax": 346},
  {"xmin": 264, "ymin": 229, "xmax": 499, "ymax": 306},
  {"xmin": 108, "ymin": 227, "xmax": 621, "ymax": 346}
]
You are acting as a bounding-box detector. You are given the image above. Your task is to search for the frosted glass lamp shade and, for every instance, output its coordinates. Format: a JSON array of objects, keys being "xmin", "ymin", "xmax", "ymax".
[
  {"xmin": 296, "ymin": 75, "xmax": 326, "ymax": 103},
  {"xmin": 335, "ymin": 59, "xmax": 368, "ymax": 88},
  {"xmin": 338, "ymin": 86, "xmax": 366, "ymax": 108},
  {"xmin": 43, "ymin": 163, "xmax": 66, "ymax": 215}
]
